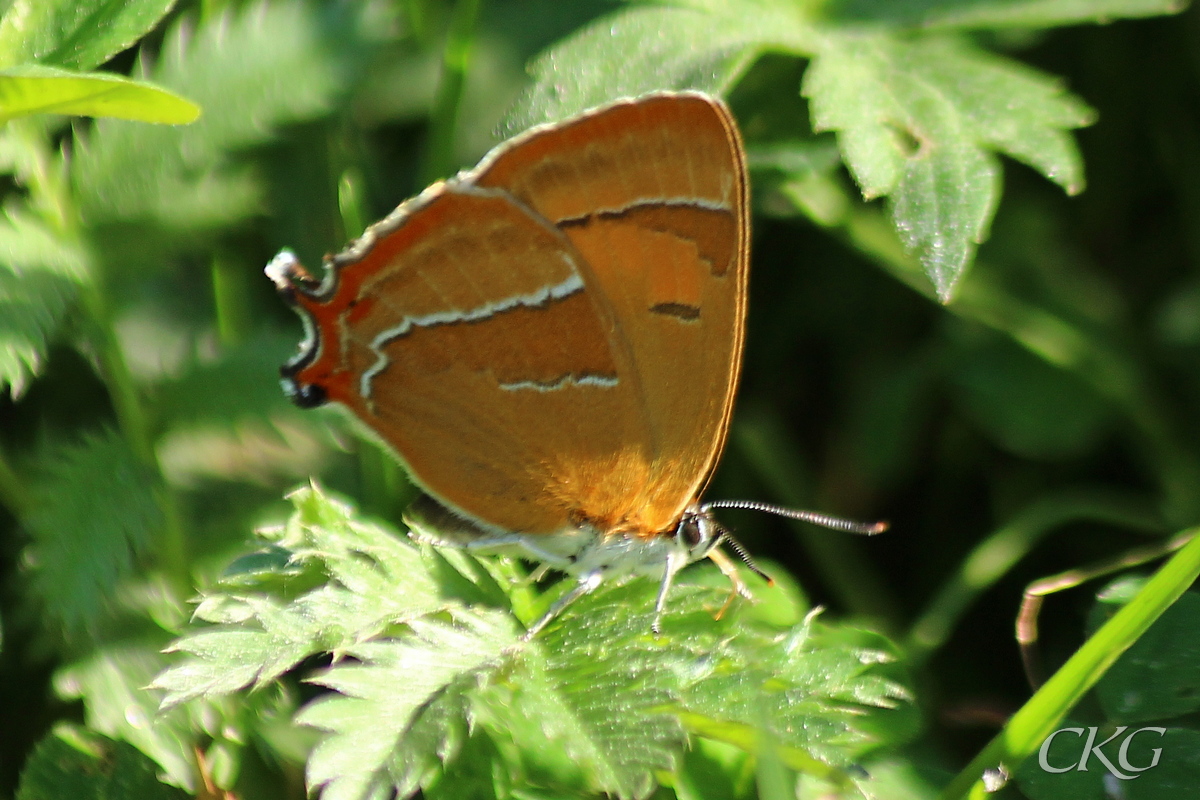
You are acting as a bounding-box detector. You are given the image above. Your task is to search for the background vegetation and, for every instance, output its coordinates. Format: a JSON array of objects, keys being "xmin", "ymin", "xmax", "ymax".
[{"xmin": 3, "ymin": 0, "xmax": 1200, "ymax": 798}]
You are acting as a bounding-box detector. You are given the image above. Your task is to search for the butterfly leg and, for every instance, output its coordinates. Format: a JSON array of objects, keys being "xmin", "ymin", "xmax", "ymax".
[
  {"xmin": 707, "ymin": 547, "xmax": 754, "ymax": 620},
  {"xmin": 651, "ymin": 551, "xmax": 689, "ymax": 635},
  {"xmin": 521, "ymin": 570, "xmax": 603, "ymax": 640}
]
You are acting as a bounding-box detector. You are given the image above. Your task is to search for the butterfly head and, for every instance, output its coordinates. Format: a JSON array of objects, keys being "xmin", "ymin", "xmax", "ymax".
[{"xmin": 674, "ymin": 505, "xmax": 724, "ymax": 564}]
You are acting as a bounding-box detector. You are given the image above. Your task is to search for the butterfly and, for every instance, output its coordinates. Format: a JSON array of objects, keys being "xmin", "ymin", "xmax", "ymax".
[{"xmin": 267, "ymin": 92, "xmax": 883, "ymax": 636}]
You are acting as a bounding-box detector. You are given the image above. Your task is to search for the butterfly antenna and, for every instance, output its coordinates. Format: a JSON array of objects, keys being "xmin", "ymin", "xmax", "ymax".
[
  {"xmin": 703, "ymin": 499, "xmax": 889, "ymax": 535},
  {"xmin": 714, "ymin": 524, "xmax": 773, "ymax": 584}
]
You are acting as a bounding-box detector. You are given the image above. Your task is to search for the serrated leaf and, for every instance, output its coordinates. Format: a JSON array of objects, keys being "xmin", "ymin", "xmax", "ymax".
[
  {"xmin": 828, "ymin": 0, "xmax": 1188, "ymax": 30},
  {"xmin": 153, "ymin": 484, "xmax": 455, "ymax": 708},
  {"xmin": 677, "ymin": 618, "xmax": 909, "ymax": 774},
  {"xmin": 159, "ymin": 484, "xmax": 912, "ymax": 799},
  {"xmin": 299, "ymin": 612, "xmax": 518, "ymax": 800},
  {"xmin": 0, "ymin": 65, "xmax": 200, "ymax": 123},
  {"xmin": 155, "ymin": 596, "xmax": 325, "ymax": 707},
  {"xmin": 16, "ymin": 725, "xmax": 188, "ymax": 800},
  {"xmin": 72, "ymin": 1, "xmax": 357, "ymax": 231},
  {"xmin": 25, "ymin": 429, "xmax": 163, "ymax": 632},
  {"xmin": 0, "ymin": 0, "xmax": 178, "ymax": 71},
  {"xmin": 0, "ymin": 207, "xmax": 90, "ymax": 394},
  {"xmin": 803, "ymin": 35, "xmax": 1094, "ymax": 300},
  {"xmin": 494, "ymin": 583, "xmax": 693, "ymax": 800},
  {"xmin": 511, "ymin": 4, "xmax": 1099, "ymax": 301},
  {"xmin": 504, "ymin": 1, "xmax": 816, "ymax": 132},
  {"xmin": 277, "ymin": 484, "xmax": 445, "ymax": 611}
]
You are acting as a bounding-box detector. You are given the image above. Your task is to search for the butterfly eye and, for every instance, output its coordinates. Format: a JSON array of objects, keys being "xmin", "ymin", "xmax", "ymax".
[
  {"xmin": 679, "ymin": 516, "xmax": 703, "ymax": 548},
  {"xmin": 290, "ymin": 382, "xmax": 327, "ymax": 408}
]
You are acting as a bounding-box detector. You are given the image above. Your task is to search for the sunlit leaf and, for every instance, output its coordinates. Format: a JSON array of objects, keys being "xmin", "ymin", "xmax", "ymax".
[
  {"xmin": 0, "ymin": 0, "xmax": 178, "ymax": 71},
  {"xmin": 514, "ymin": 3, "xmax": 1095, "ymax": 299},
  {"xmin": 155, "ymin": 484, "xmax": 911, "ymax": 799},
  {"xmin": 153, "ymin": 485, "xmax": 455, "ymax": 708},
  {"xmin": 803, "ymin": 35, "xmax": 1093, "ymax": 299},
  {"xmin": 505, "ymin": 1, "xmax": 815, "ymax": 132},
  {"xmin": 0, "ymin": 65, "xmax": 199, "ymax": 123},
  {"xmin": 300, "ymin": 612, "xmax": 518, "ymax": 800}
]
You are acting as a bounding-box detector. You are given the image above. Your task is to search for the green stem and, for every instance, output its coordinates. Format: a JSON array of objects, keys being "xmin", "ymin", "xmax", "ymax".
[
  {"xmin": 199, "ymin": 0, "xmax": 232, "ymax": 23},
  {"xmin": 80, "ymin": 284, "xmax": 152, "ymax": 459},
  {"xmin": 81, "ymin": 280, "xmax": 189, "ymax": 588},
  {"xmin": 419, "ymin": 0, "xmax": 483, "ymax": 185},
  {"xmin": 211, "ymin": 255, "xmax": 252, "ymax": 346},
  {"xmin": 338, "ymin": 169, "xmax": 367, "ymax": 241},
  {"xmin": 937, "ymin": 528, "xmax": 1200, "ymax": 800},
  {"xmin": 15, "ymin": 120, "xmax": 190, "ymax": 590},
  {"xmin": 905, "ymin": 488, "xmax": 1163, "ymax": 664}
]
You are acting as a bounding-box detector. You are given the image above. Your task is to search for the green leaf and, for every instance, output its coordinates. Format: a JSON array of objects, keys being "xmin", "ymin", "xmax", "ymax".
[
  {"xmin": 504, "ymin": 1, "xmax": 816, "ymax": 131},
  {"xmin": 1094, "ymin": 591, "xmax": 1200, "ymax": 723},
  {"xmin": 0, "ymin": 207, "xmax": 90, "ymax": 395},
  {"xmin": 57, "ymin": 636, "xmax": 290, "ymax": 792},
  {"xmin": 25, "ymin": 429, "xmax": 163, "ymax": 633},
  {"xmin": 152, "ymin": 485, "xmax": 455, "ymax": 708},
  {"xmin": 159, "ymin": 485, "xmax": 912, "ymax": 799},
  {"xmin": 803, "ymin": 34, "xmax": 1094, "ymax": 300},
  {"xmin": 1012, "ymin": 717, "xmax": 1105, "ymax": 800},
  {"xmin": 940, "ymin": 530, "xmax": 1200, "ymax": 799},
  {"xmin": 486, "ymin": 582, "xmax": 907, "ymax": 798},
  {"xmin": 72, "ymin": 1, "xmax": 357, "ymax": 231},
  {"xmin": 299, "ymin": 611, "xmax": 518, "ymax": 800},
  {"xmin": 511, "ymin": 2, "xmax": 1098, "ymax": 300},
  {"xmin": 0, "ymin": 65, "xmax": 200, "ymax": 124},
  {"xmin": 677, "ymin": 620, "xmax": 909, "ymax": 778},
  {"xmin": 491, "ymin": 583, "xmax": 693, "ymax": 799},
  {"xmin": 825, "ymin": 0, "xmax": 1188, "ymax": 30},
  {"xmin": 1123, "ymin": 728, "xmax": 1200, "ymax": 798},
  {"xmin": 0, "ymin": 0, "xmax": 178, "ymax": 71},
  {"xmin": 16, "ymin": 724, "xmax": 187, "ymax": 800}
]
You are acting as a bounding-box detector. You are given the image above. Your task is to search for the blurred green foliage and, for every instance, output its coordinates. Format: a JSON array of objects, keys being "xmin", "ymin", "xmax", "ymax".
[{"xmin": 3, "ymin": 0, "xmax": 1200, "ymax": 798}]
